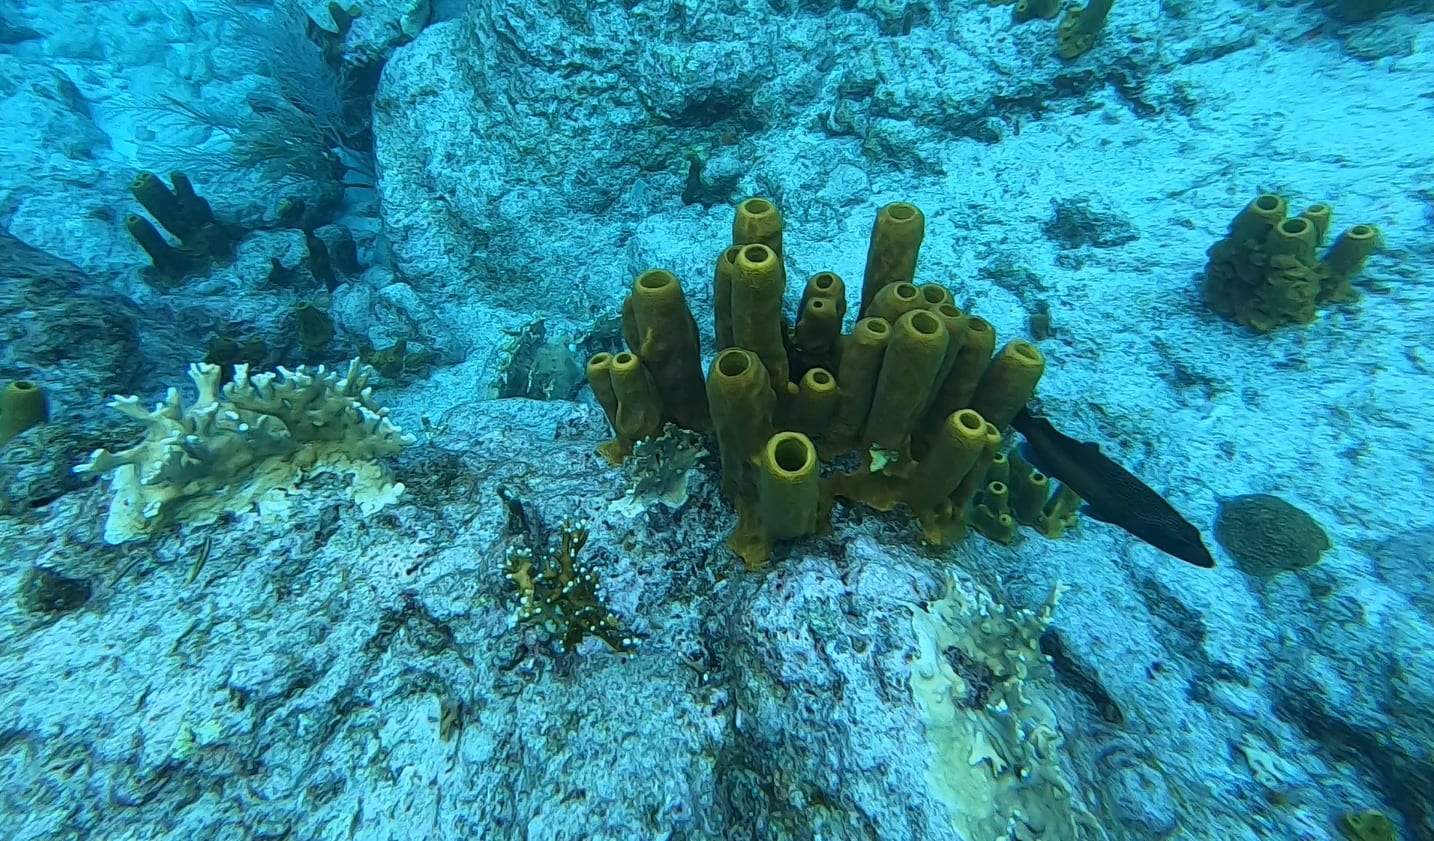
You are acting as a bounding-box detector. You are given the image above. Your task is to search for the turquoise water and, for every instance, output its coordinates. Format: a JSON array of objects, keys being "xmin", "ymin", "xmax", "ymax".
[{"xmin": 1, "ymin": 1, "xmax": 1431, "ymax": 839}]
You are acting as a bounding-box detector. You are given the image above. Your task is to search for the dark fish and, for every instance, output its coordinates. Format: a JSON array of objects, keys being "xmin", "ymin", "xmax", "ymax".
[{"xmin": 1011, "ymin": 408, "xmax": 1215, "ymax": 568}]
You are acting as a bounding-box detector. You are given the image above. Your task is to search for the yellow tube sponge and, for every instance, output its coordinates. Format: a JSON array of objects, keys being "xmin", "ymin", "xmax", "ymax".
[
  {"xmin": 1265, "ymin": 216, "xmax": 1319, "ymax": 264},
  {"xmin": 793, "ymin": 272, "xmax": 847, "ymax": 374},
  {"xmin": 586, "ymin": 353, "xmax": 625, "ymax": 464},
  {"xmin": 922, "ymin": 303, "xmax": 968, "ymax": 414},
  {"xmin": 609, "ymin": 351, "xmax": 664, "ymax": 445},
  {"xmin": 731, "ymin": 243, "xmax": 791, "ymax": 396},
  {"xmin": 1007, "ymin": 451, "xmax": 1052, "ymax": 525},
  {"xmin": 788, "ymin": 368, "xmax": 839, "ymax": 437},
  {"xmin": 1319, "ymin": 223, "xmax": 1382, "ymax": 302},
  {"xmin": 706, "ymin": 348, "xmax": 775, "ymax": 501},
  {"xmin": 827, "ymin": 317, "xmax": 890, "ymax": 448},
  {"xmin": 621, "ymin": 269, "xmax": 709, "ymax": 430},
  {"xmin": 861, "ymin": 203, "xmax": 925, "ymax": 314},
  {"xmin": 907, "ymin": 408, "xmax": 989, "ymax": 543},
  {"xmin": 1004, "ymin": 449, "xmax": 1079, "ymax": 537},
  {"xmin": 1228, "ymin": 193, "xmax": 1288, "ymax": 244},
  {"xmin": 732, "ymin": 197, "xmax": 784, "ymax": 259},
  {"xmin": 867, "ymin": 281, "xmax": 923, "ymax": 325},
  {"xmin": 758, "ymin": 432, "xmax": 820, "ymax": 540},
  {"xmin": 971, "ymin": 480, "xmax": 1018, "ymax": 544},
  {"xmin": 866, "ymin": 309, "xmax": 950, "ymax": 453},
  {"xmin": 1013, "ymin": 0, "xmax": 1060, "ymax": 22},
  {"xmin": 1300, "ymin": 203, "xmax": 1333, "ymax": 245},
  {"xmin": 948, "ymin": 419, "xmax": 1003, "ymax": 516},
  {"xmin": 967, "ymin": 340, "xmax": 1045, "ymax": 432},
  {"xmin": 712, "ymin": 245, "xmax": 742, "ymax": 351},
  {"xmin": 1056, "ymin": 0, "xmax": 1115, "ymax": 60},
  {"xmin": 1204, "ymin": 194, "xmax": 1381, "ymax": 331},
  {"xmin": 924, "ymin": 315, "xmax": 996, "ymax": 437},
  {"xmin": 0, "ymin": 380, "xmax": 50, "ymax": 447}
]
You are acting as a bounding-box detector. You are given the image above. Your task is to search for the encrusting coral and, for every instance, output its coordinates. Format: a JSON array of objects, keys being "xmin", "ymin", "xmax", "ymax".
[
  {"xmin": 75, "ymin": 359, "xmax": 413, "ymax": 544},
  {"xmin": 910, "ymin": 576, "xmax": 1102, "ymax": 840},
  {"xmin": 588, "ymin": 197, "xmax": 1083, "ymax": 567},
  {"xmin": 1213, "ymin": 494, "xmax": 1332, "ymax": 576}
]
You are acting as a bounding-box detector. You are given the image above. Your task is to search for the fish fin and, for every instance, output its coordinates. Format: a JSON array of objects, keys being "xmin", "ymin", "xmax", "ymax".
[{"xmin": 1081, "ymin": 503, "xmax": 1120, "ymax": 525}]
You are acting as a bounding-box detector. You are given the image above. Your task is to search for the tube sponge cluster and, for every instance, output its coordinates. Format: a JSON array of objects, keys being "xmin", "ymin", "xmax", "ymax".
[
  {"xmin": 123, "ymin": 171, "xmax": 235, "ymax": 284},
  {"xmin": 589, "ymin": 198, "xmax": 1078, "ymax": 567},
  {"xmin": 75, "ymin": 359, "xmax": 414, "ymax": 544},
  {"xmin": 1202, "ymin": 193, "xmax": 1382, "ymax": 331}
]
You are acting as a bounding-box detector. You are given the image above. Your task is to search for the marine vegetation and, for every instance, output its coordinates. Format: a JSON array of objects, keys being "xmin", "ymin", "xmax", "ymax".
[{"xmin": 137, "ymin": 0, "xmax": 366, "ymax": 203}]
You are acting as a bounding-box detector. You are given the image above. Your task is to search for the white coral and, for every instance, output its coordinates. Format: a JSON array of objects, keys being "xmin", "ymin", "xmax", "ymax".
[{"xmin": 76, "ymin": 359, "xmax": 416, "ymax": 544}]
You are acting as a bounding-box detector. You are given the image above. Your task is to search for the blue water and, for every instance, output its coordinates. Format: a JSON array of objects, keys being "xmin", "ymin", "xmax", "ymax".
[{"xmin": 2, "ymin": 1, "xmax": 1431, "ymax": 839}]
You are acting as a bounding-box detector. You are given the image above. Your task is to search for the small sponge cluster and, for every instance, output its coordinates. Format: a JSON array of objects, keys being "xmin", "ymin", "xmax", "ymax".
[
  {"xmin": 1203, "ymin": 193, "xmax": 1381, "ymax": 331},
  {"xmin": 76, "ymin": 359, "xmax": 414, "ymax": 544}
]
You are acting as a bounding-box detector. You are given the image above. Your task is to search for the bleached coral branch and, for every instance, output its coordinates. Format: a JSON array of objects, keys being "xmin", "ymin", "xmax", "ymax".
[{"xmin": 76, "ymin": 359, "xmax": 414, "ymax": 544}]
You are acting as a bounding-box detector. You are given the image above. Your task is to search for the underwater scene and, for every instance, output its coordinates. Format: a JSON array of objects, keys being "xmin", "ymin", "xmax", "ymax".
[{"xmin": 1, "ymin": 0, "xmax": 1432, "ymax": 839}]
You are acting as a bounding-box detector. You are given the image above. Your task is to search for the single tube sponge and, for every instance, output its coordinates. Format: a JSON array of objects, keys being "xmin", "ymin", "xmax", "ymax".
[
  {"xmin": 732, "ymin": 197, "xmax": 784, "ymax": 258},
  {"xmin": 967, "ymin": 340, "xmax": 1046, "ymax": 431},
  {"xmin": 865, "ymin": 309, "xmax": 949, "ymax": 452},
  {"xmin": 75, "ymin": 360, "xmax": 414, "ymax": 544},
  {"xmin": 861, "ymin": 203, "xmax": 926, "ymax": 314},
  {"xmin": 1056, "ymin": 0, "xmax": 1115, "ymax": 60},
  {"xmin": 1, "ymin": 380, "xmax": 50, "ymax": 446},
  {"xmin": 621, "ymin": 269, "xmax": 709, "ymax": 430},
  {"xmin": 731, "ymin": 244, "xmax": 791, "ymax": 395},
  {"xmin": 757, "ymin": 432, "xmax": 820, "ymax": 540}
]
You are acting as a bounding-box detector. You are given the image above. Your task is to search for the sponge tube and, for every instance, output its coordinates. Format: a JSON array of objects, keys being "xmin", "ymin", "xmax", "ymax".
[
  {"xmin": 967, "ymin": 340, "xmax": 1045, "ymax": 432},
  {"xmin": 758, "ymin": 432, "xmax": 820, "ymax": 540},
  {"xmin": 866, "ymin": 309, "xmax": 949, "ymax": 452},
  {"xmin": 861, "ymin": 203, "xmax": 925, "ymax": 314},
  {"xmin": 732, "ymin": 197, "xmax": 784, "ymax": 259},
  {"xmin": 0, "ymin": 380, "xmax": 49, "ymax": 446},
  {"xmin": 622, "ymin": 269, "xmax": 709, "ymax": 430},
  {"xmin": 731, "ymin": 244, "xmax": 791, "ymax": 395},
  {"xmin": 706, "ymin": 348, "xmax": 775, "ymax": 499}
]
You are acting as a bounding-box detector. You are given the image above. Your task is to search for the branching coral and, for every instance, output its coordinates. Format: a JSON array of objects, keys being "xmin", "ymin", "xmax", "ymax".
[
  {"xmin": 504, "ymin": 518, "xmax": 636, "ymax": 654},
  {"xmin": 75, "ymin": 359, "xmax": 413, "ymax": 544}
]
